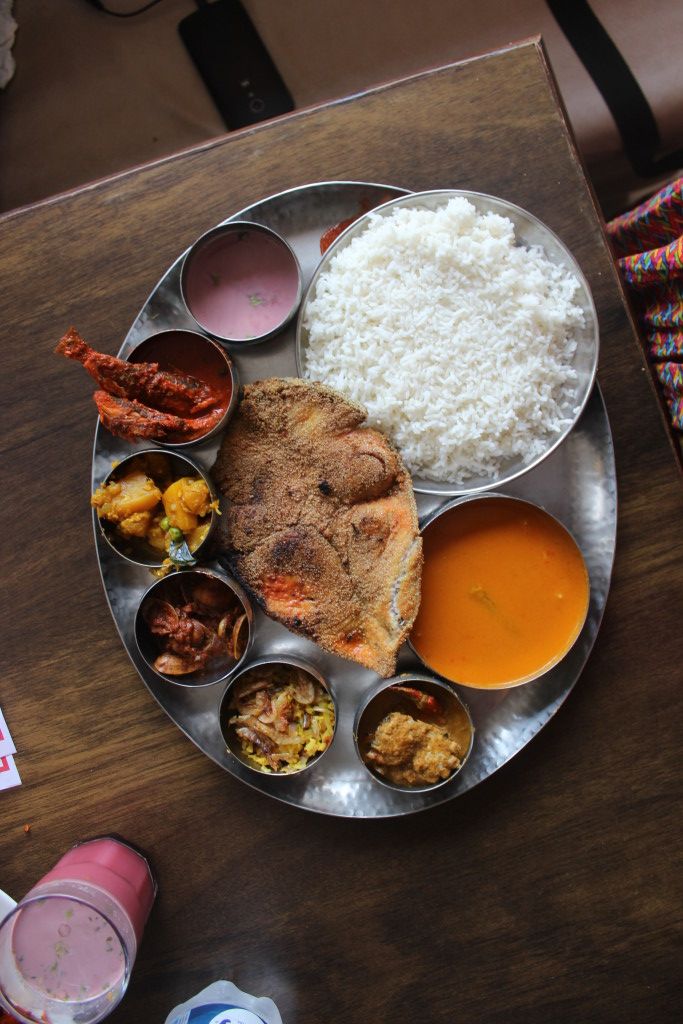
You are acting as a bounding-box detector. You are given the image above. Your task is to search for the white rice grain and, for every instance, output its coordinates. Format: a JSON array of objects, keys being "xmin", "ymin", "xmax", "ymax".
[{"xmin": 303, "ymin": 197, "xmax": 584, "ymax": 483}]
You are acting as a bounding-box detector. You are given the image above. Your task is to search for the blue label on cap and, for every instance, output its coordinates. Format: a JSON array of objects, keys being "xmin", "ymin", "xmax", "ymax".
[{"xmin": 187, "ymin": 1004, "xmax": 267, "ymax": 1024}]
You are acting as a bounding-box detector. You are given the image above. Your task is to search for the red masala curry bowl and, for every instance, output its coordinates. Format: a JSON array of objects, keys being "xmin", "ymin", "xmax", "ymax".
[{"xmin": 126, "ymin": 329, "xmax": 239, "ymax": 447}]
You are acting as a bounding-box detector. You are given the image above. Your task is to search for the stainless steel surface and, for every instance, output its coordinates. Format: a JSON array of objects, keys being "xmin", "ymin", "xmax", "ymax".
[
  {"xmin": 296, "ymin": 189, "xmax": 600, "ymax": 496},
  {"xmin": 179, "ymin": 220, "xmax": 303, "ymax": 346},
  {"xmin": 219, "ymin": 655, "xmax": 337, "ymax": 777},
  {"xmin": 92, "ymin": 180, "xmax": 616, "ymax": 818},
  {"xmin": 354, "ymin": 673, "xmax": 475, "ymax": 793}
]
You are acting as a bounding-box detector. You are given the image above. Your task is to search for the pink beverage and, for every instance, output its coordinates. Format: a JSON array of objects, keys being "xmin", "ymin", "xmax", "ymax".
[
  {"xmin": 11, "ymin": 898, "xmax": 125, "ymax": 1003},
  {"xmin": 36, "ymin": 837, "xmax": 156, "ymax": 944},
  {"xmin": 183, "ymin": 224, "xmax": 301, "ymax": 342},
  {"xmin": 0, "ymin": 837, "xmax": 157, "ymax": 1024}
]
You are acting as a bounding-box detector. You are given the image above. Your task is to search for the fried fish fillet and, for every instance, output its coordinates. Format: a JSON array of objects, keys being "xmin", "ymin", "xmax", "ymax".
[{"xmin": 212, "ymin": 378, "xmax": 422, "ymax": 677}]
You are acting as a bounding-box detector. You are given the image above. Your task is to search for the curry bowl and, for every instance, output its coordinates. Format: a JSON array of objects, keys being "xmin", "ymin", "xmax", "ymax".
[
  {"xmin": 220, "ymin": 656, "xmax": 337, "ymax": 776},
  {"xmin": 126, "ymin": 330, "xmax": 239, "ymax": 447},
  {"xmin": 355, "ymin": 675, "xmax": 474, "ymax": 793},
  {"xmin": 410, "ymin": 493, "xmax": 591, "ymax": 689},
  {"xmin": 135, "ymin": 568, "xmax": 253, "ymax": 687},
  {"xmin": 92, "ymin": 449, "xmax": 219, "ymax": 568}
]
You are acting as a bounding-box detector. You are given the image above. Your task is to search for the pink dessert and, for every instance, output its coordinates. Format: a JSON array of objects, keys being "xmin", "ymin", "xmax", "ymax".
[{"xmin": 184, "ymin": 225, "xmax": 300, "ymax": 341}]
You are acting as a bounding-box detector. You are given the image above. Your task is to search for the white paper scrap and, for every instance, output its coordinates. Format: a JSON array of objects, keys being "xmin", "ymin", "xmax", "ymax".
[
  {"xmin": 0, "ymin": 754, "xmax": 21, "ymax": 791},
  {"xmin": 0, "ymin": 706, "xmax": 16, "ymax": 759}
]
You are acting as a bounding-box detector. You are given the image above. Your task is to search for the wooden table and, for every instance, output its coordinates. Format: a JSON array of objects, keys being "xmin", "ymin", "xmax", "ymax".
[{"xmin": 2, "ymin": 39, "xmax": 681, "ymax": 1024}]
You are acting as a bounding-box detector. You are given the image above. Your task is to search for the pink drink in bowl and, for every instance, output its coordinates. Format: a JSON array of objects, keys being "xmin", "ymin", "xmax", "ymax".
[
  {"xmin": 181, "ymin": 222, "xmax": 302, "ymax": 343},
  {"xmin": 0, "ymin": 836, "xmax": 157, "ymax": 1024}
]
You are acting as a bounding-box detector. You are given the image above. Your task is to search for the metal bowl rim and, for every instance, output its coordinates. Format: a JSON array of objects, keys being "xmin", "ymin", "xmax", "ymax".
[
  {"xmin": 219, "ymin": 653, "xmax": 338, "ymax": 778},
  {"xmin": 94, "ymin": 447, "xmax": 219, "ymax": 568},
  {"xmin": 179, "ymin": 219, "xmax": 304, "ymax": 347},
  {"xmin": 134, "ymin": 567, "xmax": 254, "ymax": 689},
  {"xmin": 125, "ymin": 329, "xmax": 240, "ymax": 448},
  {"xmin": 295, "ymin": 187, "xmax": 600, "ymax": 496},
  {"xmin": 354, "ymin": 672, "xmax": 475, "ymax": 794},
  {"xmin": 410, "ymin": 491, "xmax": 591, "ymax": 689}
]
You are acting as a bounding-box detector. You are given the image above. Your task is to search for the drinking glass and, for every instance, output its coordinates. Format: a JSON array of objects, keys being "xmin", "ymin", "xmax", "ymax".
[{"xmin": 0, "ymin": 836, "xmax": 157, "ymax": 1024}]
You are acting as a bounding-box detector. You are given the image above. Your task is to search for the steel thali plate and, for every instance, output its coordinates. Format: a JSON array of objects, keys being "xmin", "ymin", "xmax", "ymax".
[{"xmin": 92, "ymin": 181, "xmax": 617, "ymax": 818}]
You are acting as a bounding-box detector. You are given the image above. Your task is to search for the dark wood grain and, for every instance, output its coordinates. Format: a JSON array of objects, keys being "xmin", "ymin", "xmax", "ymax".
[{"xmin": 1, "ymin": 40, "xmax": 681, "ymax": 1024}]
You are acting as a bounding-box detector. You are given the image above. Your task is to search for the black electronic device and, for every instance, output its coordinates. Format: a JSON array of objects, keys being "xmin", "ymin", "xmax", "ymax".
[{"xmin": 178, "ymin": 0, "xmax": 294, "ymax": 130}]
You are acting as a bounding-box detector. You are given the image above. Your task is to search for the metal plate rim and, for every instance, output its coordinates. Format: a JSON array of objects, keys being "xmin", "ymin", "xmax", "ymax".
[{"xmin": 91, "ymin": 179, "xmax": 617, "ymax": 819}]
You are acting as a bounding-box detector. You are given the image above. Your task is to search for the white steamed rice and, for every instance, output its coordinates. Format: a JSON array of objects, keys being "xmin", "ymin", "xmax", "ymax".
[{"xmin": 302, "ymin": 196, "xmax": 585, "ymax": 483}]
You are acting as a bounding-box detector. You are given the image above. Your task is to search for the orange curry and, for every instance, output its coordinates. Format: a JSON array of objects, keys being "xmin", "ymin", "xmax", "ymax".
[{"xmin": 411, "ymin": 498, "xmax": 589, "ymax": 687}]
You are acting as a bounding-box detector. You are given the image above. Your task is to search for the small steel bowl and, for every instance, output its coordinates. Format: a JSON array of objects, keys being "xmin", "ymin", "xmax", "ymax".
[
  {"xmin": 135, "ymin": 568, "xmax": 253, "ymax": 687},
  {"xmin": 410, "ymin": 493, "xmax": 591, "ymax": 689},
  {"xmin": 126, "ymin": 329, "xmax": 239, "ymax": 447},
  {"xmin": 354, "ymin": 674, "xmax": 474, "ymax": 793},
  {"xmin": 219, "ymin": 655, "xmax": 337, "ymax": 777},
  {"xmin": 180, "ymin": 221, "xmax": 303, "ymax": 346},
  {"xmin": 92, "ymin": 449, "xmax": 219, "ymax": 568}
]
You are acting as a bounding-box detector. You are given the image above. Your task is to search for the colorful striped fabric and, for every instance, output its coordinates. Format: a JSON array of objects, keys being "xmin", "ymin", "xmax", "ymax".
[
  {"xmin": 607, "ymin": 177, "xmax": 683, "ymax": 432},
  {"xmin": 609, "ymin": 179, "xmax": 683, "ymax": 255}
]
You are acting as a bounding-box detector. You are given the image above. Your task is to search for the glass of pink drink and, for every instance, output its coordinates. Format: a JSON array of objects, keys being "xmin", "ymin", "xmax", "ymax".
[{"xmin": 0, "ymin": 836, "xmax": 157, "ymax": 1024}]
